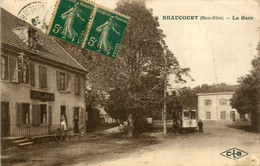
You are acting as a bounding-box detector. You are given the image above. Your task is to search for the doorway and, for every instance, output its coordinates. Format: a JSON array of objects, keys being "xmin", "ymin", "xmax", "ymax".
[
  {"xmin": 230, "ymin": 111, "xmax": 235, "ymax": 120},
  {"xmin": 60, "ymin": 106, "xmax": 67, "ymax": 125},
  {"xmin": 1, "ymin": 102, "xmax": 10, "ymax": 137}
]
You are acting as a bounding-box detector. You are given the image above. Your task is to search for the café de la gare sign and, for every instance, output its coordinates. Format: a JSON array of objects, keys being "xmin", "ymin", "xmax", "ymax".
[
  {"xmin": 48, "ymin": 0, "xmax": 129, "ymax": 59},
  {"xmin": 30, "ymin": 90, "xmax": 55, "ymax": 101}
]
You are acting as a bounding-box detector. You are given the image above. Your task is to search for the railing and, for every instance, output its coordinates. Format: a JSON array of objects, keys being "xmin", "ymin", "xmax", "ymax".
[{"xmin": 10, "ymin": 124, "xmax": 31, "ymax": 137}]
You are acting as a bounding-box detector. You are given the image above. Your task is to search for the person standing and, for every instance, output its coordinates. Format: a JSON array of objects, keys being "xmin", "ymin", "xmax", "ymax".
[
  {"xmin": 60, "ymin": 115, "xmax": 68, "ymax": 140},
  {"xmin": 198, "ymin": 119, "xmax": 203, "ymax": 133},
  {"xmin": 73, "ymin": 115, "xmax": 79, "ymax": 133}
]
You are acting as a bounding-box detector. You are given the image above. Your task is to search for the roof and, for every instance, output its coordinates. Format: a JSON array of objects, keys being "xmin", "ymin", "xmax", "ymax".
[
  {"xmin": 197, "ymin": 92, "xmax": 235, "ymax": 96},
  {"xmin": 1, "ymin": 8, "xmax": 87, "ymax": 73}
]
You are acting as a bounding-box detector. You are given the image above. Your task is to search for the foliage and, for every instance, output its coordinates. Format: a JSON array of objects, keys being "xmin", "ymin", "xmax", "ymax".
[
  {"xmin": 165, "ymin": 83, "xmax": 238, "ymax": 118},
  {"xmin": 111, "ymin": 0, "xmax": 191, "ymax": 131},
  {"xmin": 56, "ymin": 0, "xmax": 191, "ymax": 133},
  {"xmin": 230, "ymin": 43, "xmax": 260, "ymax": 131}
]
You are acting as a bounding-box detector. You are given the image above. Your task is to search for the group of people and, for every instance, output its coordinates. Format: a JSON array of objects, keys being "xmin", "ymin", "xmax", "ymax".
[{"xmin": 60, "ymin": 114, "xmax": 80, "ymax": 134}]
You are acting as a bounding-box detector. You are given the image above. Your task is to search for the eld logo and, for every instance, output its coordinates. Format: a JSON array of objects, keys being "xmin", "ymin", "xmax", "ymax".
[{"xmin": 220, "ymin": 148, "xmax": 248, "ymax": 160}]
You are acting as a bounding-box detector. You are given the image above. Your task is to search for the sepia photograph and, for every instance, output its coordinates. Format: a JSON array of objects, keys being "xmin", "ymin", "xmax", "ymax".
[{"xmin": 1, "ymin": 0, "xmax": 260, "ymax": 165}]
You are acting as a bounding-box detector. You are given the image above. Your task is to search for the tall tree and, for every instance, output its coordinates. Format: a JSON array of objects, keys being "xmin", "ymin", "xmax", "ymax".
[
  {"xmin": 111, "ymin": 0, "xmax": 190, "ymax": 134},
  {"xmin": 56, "ymin": 0, "xmax": 190, "ymax": 134},
  {"xmin": 230, "ymin": 43, "xmax": 260, "ymax": 131}
]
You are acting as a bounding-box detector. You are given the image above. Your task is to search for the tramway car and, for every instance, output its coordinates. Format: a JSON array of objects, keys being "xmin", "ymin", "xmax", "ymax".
[
  {"xmin": 173, "ymin": 109, "xmax": 197, "ymax": 132},
  {"xmin": 181, "ymin": 109, "xmax": 197, "ymax": 129}
]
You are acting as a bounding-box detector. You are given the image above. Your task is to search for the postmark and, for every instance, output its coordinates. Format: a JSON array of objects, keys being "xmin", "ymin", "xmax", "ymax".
[
  {"xmin": 10, "ymin": 1, "xmax": 51, "ymax": 50},
  {"xmin": 48, "ymin": 0, "xmax": 94, "ymax": 46},
  {"xmin": 17, "ymin": 1, "xmax": 50, "ymax": 33}
]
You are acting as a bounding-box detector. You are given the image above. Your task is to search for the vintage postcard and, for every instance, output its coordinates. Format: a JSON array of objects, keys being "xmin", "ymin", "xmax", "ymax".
[{"xmin": 1, "ymin": 0, "xmax": 259, "ymax": 166}]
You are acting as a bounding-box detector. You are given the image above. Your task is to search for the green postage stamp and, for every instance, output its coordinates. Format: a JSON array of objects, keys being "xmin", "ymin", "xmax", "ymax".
[
  {"xmin": 83, "ymin": 7, "xmax": 129, "ymax": 59},
  {"xmin": 48, "ymin": 0, "xmax": 129, "ymax": 58},
  {"xmin": 48, "ymin": 0, "xmax": 94, "ymax": 46}
]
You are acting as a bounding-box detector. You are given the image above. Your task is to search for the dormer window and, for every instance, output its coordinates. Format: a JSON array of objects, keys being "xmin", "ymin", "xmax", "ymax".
[{"xmin": 28, "ymin": 28, "xmax": 37, "ymax": 50}]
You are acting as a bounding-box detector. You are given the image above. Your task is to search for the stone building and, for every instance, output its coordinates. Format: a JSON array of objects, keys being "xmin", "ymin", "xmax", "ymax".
[
  {"xmin": 197, "ymin": 92, "xmax": 240, "ymax": 121},
  {"xmin": 1, "ymin": 9, "xmax": 87, "ymax": 137}
]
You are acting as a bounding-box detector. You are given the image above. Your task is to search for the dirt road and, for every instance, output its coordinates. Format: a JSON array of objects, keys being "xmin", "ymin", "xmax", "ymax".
[
  {"xmin": 77, "ymin": 121, "xmax": 260, "ymax": 166},
  {"xmin": 2, "ymin": 121, "xmax": 259, "ymax": 166}
]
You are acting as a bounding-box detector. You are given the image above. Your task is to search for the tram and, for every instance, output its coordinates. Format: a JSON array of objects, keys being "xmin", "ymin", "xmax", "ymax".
[
  {"xmin": 181, "ymin": 109, "xmax": 197, "ymax": 129},
  {"xmin": 173, "ymin": 109, "xmax": 197, "ymax": 132}
]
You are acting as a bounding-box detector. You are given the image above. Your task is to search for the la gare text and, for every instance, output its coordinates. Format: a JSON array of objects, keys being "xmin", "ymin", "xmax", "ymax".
[{"xmin": 232, "ymin": 16, "xmax": 253, "ymax": 20}]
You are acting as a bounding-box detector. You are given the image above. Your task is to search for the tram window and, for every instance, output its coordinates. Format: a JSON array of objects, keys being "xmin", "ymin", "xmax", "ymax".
[
  {"xmin": 190, "ymin": 112, "xmax": 196, "ymax": 119},
  {"xmin": 183, "ymin": 112, "xmax": 189, "ymax": 117}
]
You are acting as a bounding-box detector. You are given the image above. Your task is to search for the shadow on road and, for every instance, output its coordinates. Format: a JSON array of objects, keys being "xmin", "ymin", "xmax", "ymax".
[{"xmin": 226, "ymin": 121, "xmax": 255, "ymax": 132}]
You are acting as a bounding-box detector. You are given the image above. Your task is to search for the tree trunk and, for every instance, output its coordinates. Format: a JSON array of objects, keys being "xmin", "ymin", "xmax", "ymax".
[
  {"xmin": 251, "ymin": 111, "xmax": 260, "ymax": 132},
  {"xmin": 127, "ymin": 114, "xmax": 134, "ymax": 137}
]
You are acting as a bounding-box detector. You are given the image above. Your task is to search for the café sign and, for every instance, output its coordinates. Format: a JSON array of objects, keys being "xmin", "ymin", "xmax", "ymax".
[{"xmin": 30, "ymin": 90, "xmax": 55, "ymax": 101}]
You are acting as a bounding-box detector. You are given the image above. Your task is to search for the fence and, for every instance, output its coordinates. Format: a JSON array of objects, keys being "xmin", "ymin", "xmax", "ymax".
[
  {"xmin": 10, "ymin": 124, "xmax": 31, "ymax": 137},
  {"xmin": 10, "ymin": 124, "xmax": 49, "ymax": 137}
]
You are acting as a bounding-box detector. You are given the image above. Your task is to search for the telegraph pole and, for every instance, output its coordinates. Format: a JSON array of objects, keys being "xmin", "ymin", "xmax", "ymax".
[{"xmin": 163, "ymin": 48, "xmax": 167, "ymax": 134}]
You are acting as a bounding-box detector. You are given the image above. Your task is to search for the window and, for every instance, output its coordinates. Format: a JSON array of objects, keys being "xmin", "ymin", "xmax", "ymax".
[
  {"xmin": 73, "ymin": 107, "xmax": 83, "ymax": 124},
  {"xmin": 75, "ymin": 75, "xmax": 80, "ymax": 94},
  {"xmin": 219, "ymin": 99, "xmax": 227, "ymax": 105},
  {"xmin": 28, "ymin": 28, "xmax": 37, "ymax": 50},
  {"xmin": 204, "ymin": 99, "xmax": 212, "ymax": 105},
  {"xmin": 9, "ymin": 55, "xmax": 35, "ymax": 86},
  {"xmin": 230, "ymin": 111, "xmax": 235, "ymax": 120},
  {"xmin": 22, "ymin": 61, "xmax": 30, "ymax": 84},
  {"xmin": 39, "ymin": 66, "xmax": 47, "ymax": 88},
  {"xmin": 183, "ymin": 112, "xmax": 189, "ymax": 117},
  {"xmin": 57, "ymin": 71, "xmax": 71, "ymax": 91},
  {"xmin": 10, "ymin": 55, "xmax": 18, "ymax": 82},
  {"xmin": 206, "ymin": 112, "xmax": 211, "ymax": 119},
  {"xmin": 190, "ymin": 111, "xmax": 196, "ymax": 119},
  {"xmin": 31, "ymin": 104, "xmax": 47, "ymax": 125},
  {"xmin": 60, "ymin": 72, "xmax": 65, "ymax": 90},
  {"xmin": 22, "ymin": 104, "xmax": 30, "ymax": 124},
  {"xmin": 40, "ymin": 105, "xmax": 47, "ymax": 123},
  {"xmin": 1, "ymin": 55, "xmax": 8, "ymax": 80},
  {"xmin": 73, "ymin": 107, "xmax": 79, "ymax": 120},
  {"xmin": 57, "ymin": 71, "xmax": 66, "ymax": 91},
  {"xmin": 18, "ymin": 103, "xmax": 30, "ymax": 124},
  {"xmin": 221, "ymin": 111, "xmax": 226, "ymax": 119}
]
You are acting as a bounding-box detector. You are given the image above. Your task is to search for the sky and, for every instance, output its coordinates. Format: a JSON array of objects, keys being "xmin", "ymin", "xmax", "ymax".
[{"xmin": 2, "ymin": 0, "xmax": 260, "ymax": 88}]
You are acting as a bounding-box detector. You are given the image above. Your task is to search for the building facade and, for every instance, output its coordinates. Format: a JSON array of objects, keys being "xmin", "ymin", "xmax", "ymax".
[
  {"xmin": 1, "ymin": 9, "xmax": 87, "ymax": 137},
  {"xmin": 197, "ymin": 92, "xmax": 239, "ymax": 121}
]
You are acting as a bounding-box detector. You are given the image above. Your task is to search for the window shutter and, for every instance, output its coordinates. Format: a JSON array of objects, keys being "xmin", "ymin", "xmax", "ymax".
[
  {"xmin": 67, "ymin": 73, "xmax": 71, "ymax": 92},
  {"xmin": 56, "ymin": 71, "xmax": 60, "ymax": 90},
  {"xmin": 17, "ymin": 57, "xmax": 23, "ymax": 83},
  {"xmin": 36, "ymin": 105, "xmax": 40, "ymax": 125},
  {"xmin": 2, "ymin": 56, "xmax": 9, "ymax": 80},
  {"xmin": 43, "ymin": 67, "xmax": 47, "ymax": 88},
  {"xmin": 74, "ymin": 76, "xmax": 77, "ymax": 93},
  {"xmin": 39, "ymin": 66, "xmax": 47, "ymax": 88},
  {"xmin": 32, "ymin": 105, "xmax": 40, "ymax": 125},
  {"xmin": 78, "ymin": 77, "xmax": 81, "ymax": 94},
  {"xmin": 48, "ymin": 105, "xmax": 52, "ymax": 125},
  {"xmin": 79, "ymin": 108, "xmax": 83, "ymax": 124},
  {"xmin": 10, "ymin": 56, "xmax": 18, "ymax": 82},
  {"xmin": 16, "ymin": 103, "xmax": 22, "ymax": 126},
  {"xmin": 32, "ymin": 105, "xmax": 37, "ymax": 125},
  {"xmin": 30, "ymin": 62, "xmax": 35, "ymax": 86},
  {"xmin": 64, "ymin": 73, "xmax": 68, "ymax": 91}
]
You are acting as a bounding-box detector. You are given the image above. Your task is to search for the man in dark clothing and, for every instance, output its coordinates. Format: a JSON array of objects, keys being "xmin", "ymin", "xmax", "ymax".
[{"xmin": 198, "ymin": 119, "xmax": 203, "ymax": 132}]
